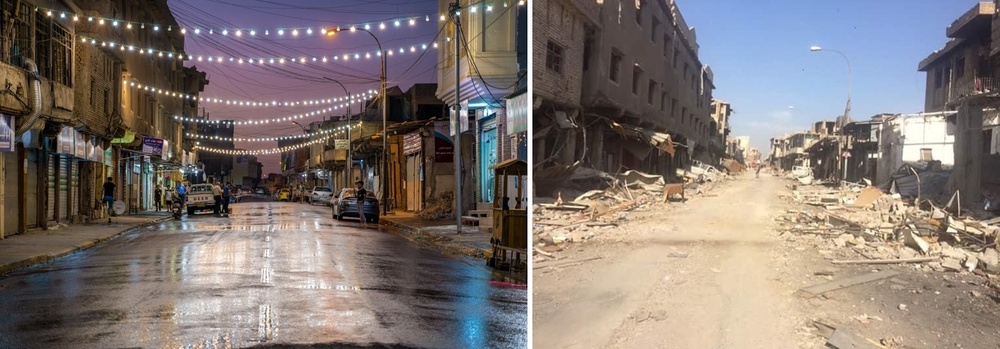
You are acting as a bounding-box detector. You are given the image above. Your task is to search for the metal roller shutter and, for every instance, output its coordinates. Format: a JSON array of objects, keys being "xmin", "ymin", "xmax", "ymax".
[{"xmin": 47, "ymin": 154, "xmax": 56, "ymax": 221}]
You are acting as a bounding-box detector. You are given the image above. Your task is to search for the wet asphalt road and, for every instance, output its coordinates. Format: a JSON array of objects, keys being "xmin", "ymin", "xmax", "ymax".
[{"xmin": 0, "ymin": 202, "xmax": 526, "ymax": 348}]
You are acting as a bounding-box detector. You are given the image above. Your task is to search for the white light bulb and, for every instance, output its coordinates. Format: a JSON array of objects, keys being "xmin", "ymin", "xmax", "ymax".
[
  {"xmin": 292, "ymin": 29, "xmax": 298, "ymax": 36},
  {"xmin": 409, "ymin": 19, "xmax": 415, "ymax": 25},
  {"xmin": 471, "ymin": 6, "xmax": 476, "ymax": 12},
  {"xmin": 250, "ymin": 30, "xmax": 256, "ymax": 36},
  {"xmin": 379, "ymin": 22, "xmax": 385, "ymax": 29},
  {"xmin": 440, "ymin": 15, "xmax": 446, "ymax": 21},
  {"xmin": 278, "ymin": 29, "xmax": 284, "ymax": 35},
  {"xmin": 127, "ymin": 23, "xmax": 132, "ymax": 29},
  {"xmin": 307, "ymin": 28, "xmax": 313, "ymax": 34},
  {"xmin": 394, "ymin": 20, "xmax": 400, "ymax": 26},
  {"xmin": 194, "ymin": 28, "xmax": 200, "ymax": 34},
  {"xmin": 365, "ymin": 24, "xmax": 371, "ymax": 30}
]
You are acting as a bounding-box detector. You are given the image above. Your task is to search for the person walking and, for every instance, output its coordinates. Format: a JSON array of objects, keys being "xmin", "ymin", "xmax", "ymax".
[
  {"xmin": 211, "ymin": 180, "xmax": 223, "ymax": 216},
  {"xmin": 154, "ymin": 184, "xmax": 163, "ymax": 212},
  {"xmin": 222, "ymin": 182, "xmax": 232, "ymax": 215},
  {"xmin": 355, "ymin": 181, "xmax": 367, "ymax": 227},
  {"xmin": 103, "ymin": 177, "xmax": 116, "ymax": 223}
]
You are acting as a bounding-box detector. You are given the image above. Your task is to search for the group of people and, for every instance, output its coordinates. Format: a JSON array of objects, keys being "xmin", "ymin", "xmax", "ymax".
[{"xmin": 101, "ymin": 176, "xmax": 236, "ymax": 222}]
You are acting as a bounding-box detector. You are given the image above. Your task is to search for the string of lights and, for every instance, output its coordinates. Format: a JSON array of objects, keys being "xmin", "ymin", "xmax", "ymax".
[
  {"xmin": 172, "ymin": 101, "xmax": 360, "ymax": 125},
  {"xmin": 186, "ymin": 122, "xmax": 362, "ymax": 142},
  {"xmin": 194, "ymin": 134, "xmax": 336, "ymax": 156},
  {"xmin": 127, "ymin": 80, "xmax": 377, "ymax": 107},
  {"xmin": 39, "ymin": 1, "xmax": 526, "ymax": 39},
  {"xmin": 79, "ymin": 35, "xmax": 438, "ymax": 64}
]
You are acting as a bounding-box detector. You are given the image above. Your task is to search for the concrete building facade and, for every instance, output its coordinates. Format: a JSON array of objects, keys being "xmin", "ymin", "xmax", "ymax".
[{"xmin": 533, "ymin": 0, "xmax": 716, "ymax": 195}]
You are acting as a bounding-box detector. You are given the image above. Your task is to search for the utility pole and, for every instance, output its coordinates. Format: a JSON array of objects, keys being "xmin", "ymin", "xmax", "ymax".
[{"xmin": 451, "ymin": 2, "xmax": 463, "ymax": 234}]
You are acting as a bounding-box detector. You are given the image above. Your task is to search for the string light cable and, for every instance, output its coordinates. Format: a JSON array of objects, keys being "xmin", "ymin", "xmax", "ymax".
[
  {"xmin": 194, "ymin": 134, "xmax": 336, "ymax": 156},
  {"xmin": 172, "ymin": 98, "xmax": 377, "ymax": 125},
  {"xmin": 38, "ymin": 1, "xmax": 524, "ymax": 40},
  {"xmin": 186, "ymin": 122, "xmax": 363, "ymax": 142},
  {"xmin": 126, "ymin": 80, "xmax": 377, "ymax": 108}
]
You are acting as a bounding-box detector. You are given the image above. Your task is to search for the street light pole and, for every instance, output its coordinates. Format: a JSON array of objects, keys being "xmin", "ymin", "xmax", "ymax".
[
  {"xmin": 323, "ymin": 77, "xmax": 351, "ymax": 190},
  {"xmin": 810, "ymin": 45, "xmax": 853, "ymax": 184},
  {"xmin": 328, "ymin": 27, "xmax": 388, "ymax": 215},
  {"xmin": 450, "ymin": 2, "xmax": 463, "ymax": 235}
]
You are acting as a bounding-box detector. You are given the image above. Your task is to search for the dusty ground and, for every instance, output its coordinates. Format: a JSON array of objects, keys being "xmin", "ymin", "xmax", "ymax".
[{"xmin": 533, "ymin": 173, "xmax": 1000, "ymax": 349}]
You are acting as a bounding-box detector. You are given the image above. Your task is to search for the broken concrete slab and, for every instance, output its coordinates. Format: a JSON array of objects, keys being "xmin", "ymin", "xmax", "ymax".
[
  {"xmin": 981, "ymin": 248, "xmax": 1000, "ymax": 274},
  {"xmin": 853, "ymin": 186, "xmax": 883, "ymax": 208},
  {"xmin": 942, "ymin": 257, "xmax": 964, "ymax": 271},
  {"xmin": 965, "ymin": 255, "xmax": 979, "ymax": 272},
  {"xmin": 826, "ymin": 327, "xmax": 889, "ymax": 349},
  {"xmin": 901, "ymin": 226, "xmax": 930, "ymax": 254},
  {"xmin": 797, "ymin": 270, "xmax": 900, "ymax": 298}
]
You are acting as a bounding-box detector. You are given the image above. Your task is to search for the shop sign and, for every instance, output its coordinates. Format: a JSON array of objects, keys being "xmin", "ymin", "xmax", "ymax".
[
  {"xmin": 142, "ymin": 137, "xmax": 164, "ymax": 155},
  {"xmin": 506, "ymin": 92, "xmax": 528, "ymax": 135},
  {"xmin": 0, "ymin": 114, "xmax": 14, "ymax": 152}
]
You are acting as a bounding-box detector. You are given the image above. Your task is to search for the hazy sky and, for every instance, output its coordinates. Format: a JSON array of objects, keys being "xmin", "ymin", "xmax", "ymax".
[
  {"xmin": 170, "ymin": 0, "xmax": 440, "ymax": 173},
  {"xmin": 675, "ymin": 0, "xmax": 974, "ymax": 152}
]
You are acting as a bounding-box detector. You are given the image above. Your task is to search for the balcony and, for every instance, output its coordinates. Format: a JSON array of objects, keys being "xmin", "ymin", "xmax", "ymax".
[
  {"xmin": 948, "ymin": 76, "xmax": 1000, "ymax": 105},
  {"xmin": 947, "ymin": 2, "xmax": 994, "ymax": 39}
]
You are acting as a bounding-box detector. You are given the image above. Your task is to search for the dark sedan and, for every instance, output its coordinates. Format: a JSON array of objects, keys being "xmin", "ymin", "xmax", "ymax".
[{"xmin": 331, "ymin": 188, "xmax": 380, "ymax": 223}]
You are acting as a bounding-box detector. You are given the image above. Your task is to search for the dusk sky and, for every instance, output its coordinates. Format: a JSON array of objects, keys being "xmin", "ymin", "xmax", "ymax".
[
  {"xmin": 675, "ymin": 0, "xmax": 973, "ymax": 153},
  {"xmin": 170, "ymin": 0, "xmax": 441, "ymax": 173}
]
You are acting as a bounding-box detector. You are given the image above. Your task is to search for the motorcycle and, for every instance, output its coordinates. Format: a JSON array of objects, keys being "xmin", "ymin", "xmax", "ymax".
[{"xmin": 171, "ymin": 194, "xmax": 183, "ymax": 220}]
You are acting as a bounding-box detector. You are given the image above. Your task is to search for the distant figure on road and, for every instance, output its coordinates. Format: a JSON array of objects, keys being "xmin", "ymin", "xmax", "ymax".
[
  {"xmin": 222, "ymin": 182, "xmax": 232, "ymax": 215},
  {"xmin": 103, "ymin": 177, "xmax": 116, "ymax": 222},
  {"xmin": 154, "ymin": 184, "xmax": 163, "ymax": 212},
  {"xmin": 755, "ymin": 164, "xmax": 762, "ymax": 178},
  {"xmin": 356, "ymin": 181, "xmax": 367, "ymax": 226}
]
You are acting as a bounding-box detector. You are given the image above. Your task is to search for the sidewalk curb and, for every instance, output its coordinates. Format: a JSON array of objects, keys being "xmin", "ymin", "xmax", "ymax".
[
  {"xmin": 0, "ymin": 216, "xmax": 172, "ymax": 276},
  {"xmin": 380, "ymin": 218, "xmax": 491, "ymax": 259},
  {"xmin": 380, "ymin": 219, "xmax": 526, "ymax": 285}
]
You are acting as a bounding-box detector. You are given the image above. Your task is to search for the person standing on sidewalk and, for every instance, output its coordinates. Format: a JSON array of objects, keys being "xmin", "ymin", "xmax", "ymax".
[
  {"xmin": 355, "ymin": 181, "xmax": 367, "ymax": 226},
  {"xmin": 103, "ymin": 177, "xmax": 116, "ymax": 223},
  {"xmin": 222, "ymin": 182, "xmax": 232, "ymax": 215},
  {"xmin": 211, "ymin": 180, "xmax": 223, "ymax": 216},
  {"xmin": 154, "ymin": 184, "xmax": 163, "ymax": 212}
]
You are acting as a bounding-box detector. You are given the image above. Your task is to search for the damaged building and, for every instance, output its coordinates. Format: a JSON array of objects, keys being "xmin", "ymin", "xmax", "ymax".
[
  {"xmin": 533, "ymin": 0, "xmax": 719, "ymax": 197},
  {"xmin": 919, "ymin": 1, "xmax": 1000, "ymax": 208}
]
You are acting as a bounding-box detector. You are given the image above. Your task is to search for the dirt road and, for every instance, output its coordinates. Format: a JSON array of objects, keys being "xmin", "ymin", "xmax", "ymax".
[{"xmin": 534, "ymin": 174, "xmax": 807, "ymax": 348}]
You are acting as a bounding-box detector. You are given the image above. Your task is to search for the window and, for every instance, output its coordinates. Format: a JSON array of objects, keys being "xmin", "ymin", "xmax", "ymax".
[
  {"xmin": 583, "ymin": 26, "xmax": 596, "ymax": 71},
  {"xmin": 681, "ymin": 107, "xmax": 687, "ymax": 124},
  {"xmin": 651, "ymin": 18, "xmax": 659, "ymax": 42},
  {"xmin": 956, "ymin": 56, "xmax": 965, "ymax": 78},
  {"xmin": 90, "ymin": 78, "xmax": 96, "ymax": 107},
  {"xmin": 661, "ymin": 92, "xmax": 667, "ymax": 111},
  {"xmin": 633, "ymin": 65, "xmax": 643, "ymax": 94},
  {"xmin": 546, "ymin": 41, "xmax": 564, "ymax": 73},
  {"xmin": 671, "ymin": 98, "xmax": 678, "ymax": 118},
  {"xmin": 673, "ymin": 51, "xmax": 680, "ymax": 68},
  {"xmin": 920, "ymin": 148, "xmax": 933, "ymax": 161},
  {"xmin": 3, "ymin": 1, "xmax": 32, "ymax": 67},
  {"xmin": 684, "ymin": 63, "xmax": 690, "ymax": 79},
  {"xmin": 648, "ymin": 80, "xmax": 656, "ymax": 104},
  {"xmin": 663, "ymin": 33, "xmax": 671, "ymax": 57},
  {"xmin": 635, "ymin": 0, "xmax": 643, "ymax": 25},
  {"xmin": 34, "ymin": 12, "xmax": 73, "ymax": 86},
  {"xmin": 934, "ymin": 68, "xmax": 943, "ymax": 88},
  {"xmin": 610, "ymin": 50, "xmax": 623, "ymax": 82}
]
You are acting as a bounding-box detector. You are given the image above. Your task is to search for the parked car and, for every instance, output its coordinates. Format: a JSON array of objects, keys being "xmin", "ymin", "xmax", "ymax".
[
  {"xmin": 276, "ymin": 188, "xmax": 292, "ymax": 202},
  {"xmin": 331, "ymin": 188, "xmax": 380, "ymax": 223},
  {"xmin": 186, "ymin": 184, "xmax": 216, "ymax": 215},
  {"xmin": 309, "ymin": 187, "xmax": 333, "ymax": 205}
]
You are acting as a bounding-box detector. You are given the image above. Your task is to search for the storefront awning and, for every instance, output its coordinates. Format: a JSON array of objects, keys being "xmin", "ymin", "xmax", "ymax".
[{"xmin": 608, "ymin": 121, "xmax": 675, "ymax": 157}]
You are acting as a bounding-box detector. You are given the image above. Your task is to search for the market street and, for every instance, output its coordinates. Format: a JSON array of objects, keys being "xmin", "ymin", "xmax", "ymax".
[{"xmin": 0, "ymin": 202, "xmax": 526, "ymax": 349}]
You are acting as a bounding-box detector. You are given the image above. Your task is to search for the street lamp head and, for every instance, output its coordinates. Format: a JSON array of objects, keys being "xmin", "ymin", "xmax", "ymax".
[{"xmin": 809, "ymin": 46, "xmax": 823, "ymax": 52}]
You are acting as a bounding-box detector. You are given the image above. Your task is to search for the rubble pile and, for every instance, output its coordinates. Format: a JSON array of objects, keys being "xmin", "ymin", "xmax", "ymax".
[
  {"xmin": 779, "ymin": 184, "xmax": 1000, "ymax": 275},
  {"xmin": 533, "ymin": 168, "xmax": 731, "ymax": 263},
  {"xmin": 416, "ymin": 191, "xmax": 455, "ymax": 221}
]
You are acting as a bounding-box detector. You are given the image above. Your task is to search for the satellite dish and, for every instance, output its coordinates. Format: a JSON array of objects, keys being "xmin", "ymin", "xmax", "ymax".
[{"xmin": 113, "ymin": 201, "xmax": 126, "ymax": 215}]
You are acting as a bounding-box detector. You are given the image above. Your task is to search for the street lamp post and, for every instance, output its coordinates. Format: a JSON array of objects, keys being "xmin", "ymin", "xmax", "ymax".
[
  {"xmin": 810, "ymin": 45, "xmax": 853, "ymax": 184},
  {"xmin": 323, "ymin": 77, "xmax": 351, "ymax": 191},
  {"xmin": 328, "ymin": 28, "xmax": 388, "ymax": 215}
]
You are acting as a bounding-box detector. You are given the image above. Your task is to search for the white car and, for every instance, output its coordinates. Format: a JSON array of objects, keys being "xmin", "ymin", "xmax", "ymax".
[
  {"xmin": 186, "ymin": 184, "xmax": 216, "ymax": 215},
  {"xmin": 310, "ymin": 187, "xmax": 333, "ymax": 205}
]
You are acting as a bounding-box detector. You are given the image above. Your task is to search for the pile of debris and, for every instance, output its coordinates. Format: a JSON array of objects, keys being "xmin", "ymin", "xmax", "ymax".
[
  {"xmin": 416, "ymin": 191, "xmax": 455, "ymax": 221},
  {"xmin": 533, "ymin": 169, "xmax": 728, "ymax": 262},
  {"xmin": 779, "ymin": 183, "xmax": 1000, "ymax": 275}
]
